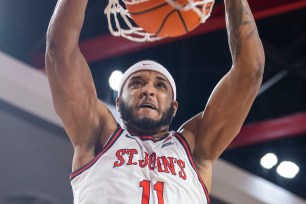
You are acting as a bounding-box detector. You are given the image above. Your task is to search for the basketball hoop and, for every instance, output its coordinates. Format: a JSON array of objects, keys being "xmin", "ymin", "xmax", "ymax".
[{"xmin": 104, "ymin": 0, "xmax": 215, "ymax": 42}]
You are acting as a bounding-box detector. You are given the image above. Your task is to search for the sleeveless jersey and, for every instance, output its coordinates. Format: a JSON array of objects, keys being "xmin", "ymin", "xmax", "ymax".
[{"xmin": 70, "ymin": 126, "xmax": 210, "ymax": 204}]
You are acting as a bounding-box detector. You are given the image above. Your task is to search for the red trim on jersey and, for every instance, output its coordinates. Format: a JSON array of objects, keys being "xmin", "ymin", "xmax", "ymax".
[
  {"xmin": 174, "ymin": 133, "xmax": 211, "ymax": 203},
  {"xmin": 70, "ymin": 126, "xmax": 124, "ymax": 181}
]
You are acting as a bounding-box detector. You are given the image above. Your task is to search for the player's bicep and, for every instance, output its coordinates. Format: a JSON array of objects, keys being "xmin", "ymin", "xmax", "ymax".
[
  {"xmin": 45, "ymin": 49, "xmax": 103, "ymax": 146},
  {"xmin": 196, "ymin": 67, "xmax": 262, "ymax": 160},
  {"xmin": 46, "ymin": 51, "xmax": 94, "ymax": 111}
]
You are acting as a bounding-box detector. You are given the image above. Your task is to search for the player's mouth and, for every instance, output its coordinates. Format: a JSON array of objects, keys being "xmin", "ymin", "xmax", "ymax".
[{"xmin": 139, "ymin": 102, "xmax": 157, "ymax": 110}]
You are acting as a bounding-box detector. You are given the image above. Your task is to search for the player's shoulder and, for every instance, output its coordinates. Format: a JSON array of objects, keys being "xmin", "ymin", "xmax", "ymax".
[{"xmin": 175, "ymin": 128, "xmax": 196, "ymax": 153}]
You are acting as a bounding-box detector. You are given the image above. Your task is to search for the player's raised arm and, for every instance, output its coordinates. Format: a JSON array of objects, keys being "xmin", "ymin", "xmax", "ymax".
[
  {"xmin": 45, "ymin": 0, "xmax": 117, "ymax": 170},
  {"xmin": 179, "ymin": 0, "xmax": 265, "ymax": 188}
]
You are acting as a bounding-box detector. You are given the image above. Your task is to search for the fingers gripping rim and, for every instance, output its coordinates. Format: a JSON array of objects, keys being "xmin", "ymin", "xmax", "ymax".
[{"xmin": 104, "ymin": 0, "xmax": 215, "ymax": 42}]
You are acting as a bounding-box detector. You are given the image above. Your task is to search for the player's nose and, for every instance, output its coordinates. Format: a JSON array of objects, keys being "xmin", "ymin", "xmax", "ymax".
[{"xmin": 141, "ymin": 84, "xmax": 155, "ymax": 97}]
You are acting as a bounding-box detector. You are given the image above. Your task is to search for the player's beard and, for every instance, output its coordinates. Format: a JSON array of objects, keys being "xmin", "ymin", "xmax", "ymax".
[{"xmin": 119, "ymin": 99, "xmax": 175, "ymax": 134}]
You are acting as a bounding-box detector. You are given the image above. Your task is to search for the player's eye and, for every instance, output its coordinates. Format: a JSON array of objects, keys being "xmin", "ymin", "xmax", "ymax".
[
  {"xmin": 157, "ymin": 82, "xmax": 167, "ymax": 89},
  {"xmin": 129, "ymin": 80, "xmax": 143, "ymax": 87}
]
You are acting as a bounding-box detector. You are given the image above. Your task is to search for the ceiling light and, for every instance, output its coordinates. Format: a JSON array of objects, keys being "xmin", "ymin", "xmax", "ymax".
[
  {"xmin": 260, "ymin": 153, "xmax": 278, "ymax": 169},
  {"xmin": 276, "ymin": 161, "xmax": 299, "ymax": 179},
  {"xmin": 109, "ymin": 70, "xmax": 123, "ymax": 91}
]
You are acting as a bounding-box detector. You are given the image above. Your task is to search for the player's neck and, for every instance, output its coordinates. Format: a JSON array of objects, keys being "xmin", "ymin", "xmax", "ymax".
[{"xmin": 125, "ymin": 124, "xmax": 170, "ymax": 140}]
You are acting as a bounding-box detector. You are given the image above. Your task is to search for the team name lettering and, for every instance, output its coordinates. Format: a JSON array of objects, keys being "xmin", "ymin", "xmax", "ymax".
[{"xmin": 113, "ymin": 149, "xmax": 187, "ymax": 180}]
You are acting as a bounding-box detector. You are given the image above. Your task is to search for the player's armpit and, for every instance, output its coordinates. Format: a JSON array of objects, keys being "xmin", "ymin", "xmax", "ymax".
[{"xmin": 192, "ymin": 156, "xmax": 213, "ymax": 193}]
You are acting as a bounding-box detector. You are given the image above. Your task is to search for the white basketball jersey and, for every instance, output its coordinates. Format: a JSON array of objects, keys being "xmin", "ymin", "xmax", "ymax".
[{"xmin": 71, "ymin": 126, "xmax": 210, "ymax": 204}]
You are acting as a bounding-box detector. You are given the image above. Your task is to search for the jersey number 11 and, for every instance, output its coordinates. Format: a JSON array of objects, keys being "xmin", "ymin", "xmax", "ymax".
[{"xmin": 140, "ymin": 180, "xmax": 164, "ymax": 204}]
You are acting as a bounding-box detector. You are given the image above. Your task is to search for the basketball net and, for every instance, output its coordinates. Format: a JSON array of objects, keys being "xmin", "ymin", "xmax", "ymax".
[{"xmin": 104, "ymin": 0, "xmax": 215, "ymax": 42}]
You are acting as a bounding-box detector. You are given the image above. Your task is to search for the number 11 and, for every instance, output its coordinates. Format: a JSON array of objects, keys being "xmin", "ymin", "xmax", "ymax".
[{"xmin": 140, "ymin": 180, "xmax": 164, "ymax": 204}]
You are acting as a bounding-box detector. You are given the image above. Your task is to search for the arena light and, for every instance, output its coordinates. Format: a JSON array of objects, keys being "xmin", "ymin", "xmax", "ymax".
[
  {"xmin": 276, "ymin": 161, "xmax": 299, "ymax": 179},
  {"xmin": 260, "ymin": 153, "xmax": 278, "ymax": 169},
  {"xmin": 109, "ymin": 70, "xmax": 123, "ymax": 91}
]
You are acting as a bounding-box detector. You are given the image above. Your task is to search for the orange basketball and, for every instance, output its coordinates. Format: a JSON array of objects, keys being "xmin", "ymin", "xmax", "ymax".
[{"xmin": 125, "ymin": 0, "xmax": 212, "ymax": 37}]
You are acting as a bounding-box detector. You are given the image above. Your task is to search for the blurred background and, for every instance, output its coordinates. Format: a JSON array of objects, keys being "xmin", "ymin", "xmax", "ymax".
[{"xmin": 0, "ymin": 0, "xmax": 306, "ymax": 203}]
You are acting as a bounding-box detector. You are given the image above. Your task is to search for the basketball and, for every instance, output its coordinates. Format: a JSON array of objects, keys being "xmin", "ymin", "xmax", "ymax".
[{"xmin": 125, "ymin": 0, "xmax": 213, "ymax": 37}]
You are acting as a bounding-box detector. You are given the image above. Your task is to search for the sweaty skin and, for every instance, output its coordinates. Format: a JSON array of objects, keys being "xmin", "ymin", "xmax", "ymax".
[{"xmin": 46, "ymin": 0, "xmax": 264, "ymax": 195}]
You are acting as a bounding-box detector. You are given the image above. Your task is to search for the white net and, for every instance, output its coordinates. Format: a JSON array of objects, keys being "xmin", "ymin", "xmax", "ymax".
[{"xmin": 104, "ymin": 0, "xmax": 215, "ymax": 42}]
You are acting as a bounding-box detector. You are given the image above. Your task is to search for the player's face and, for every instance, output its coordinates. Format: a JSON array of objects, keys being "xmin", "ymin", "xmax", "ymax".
[{"xmin": 117, "ymin": 71, "xmax": 178, "ymax": 132}]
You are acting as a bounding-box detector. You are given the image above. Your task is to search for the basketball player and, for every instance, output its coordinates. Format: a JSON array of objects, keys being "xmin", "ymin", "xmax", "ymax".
[{"xmin": 45, "ymin": 0, "xmax": 264, "ymax": 203}]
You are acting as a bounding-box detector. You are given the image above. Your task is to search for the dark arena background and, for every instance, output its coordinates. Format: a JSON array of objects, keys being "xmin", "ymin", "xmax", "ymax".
[{"xmin": 0, "ymin": 0, "xmax": 305, "ymax": 203}]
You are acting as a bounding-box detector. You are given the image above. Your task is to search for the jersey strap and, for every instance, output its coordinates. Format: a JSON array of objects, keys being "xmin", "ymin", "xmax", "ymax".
[
  {"xmin": 174, "ymin": 132, "xmax": 211, "ymax": 203},
  {"xmin": 70, "ymin": 126, "xmax": 124, "ymax": 180}
]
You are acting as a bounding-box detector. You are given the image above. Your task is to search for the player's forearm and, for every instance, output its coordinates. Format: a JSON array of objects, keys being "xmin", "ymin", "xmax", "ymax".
[
  {"xmin": 224, "ymin": 0, "xmax": 265, "ymax": 71},
  {"xmin": 46, "ymin": 0, "xmax": 88, "ymax": 55}
]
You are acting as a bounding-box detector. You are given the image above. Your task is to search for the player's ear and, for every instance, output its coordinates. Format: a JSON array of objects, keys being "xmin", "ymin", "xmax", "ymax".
[
  {"xmin": 172, "ymin": 100, "xmax": 178, "ymax": 117},
  {"xmin": 116, "ymin": 96, "xmax": 122, "ymax": 112}
]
